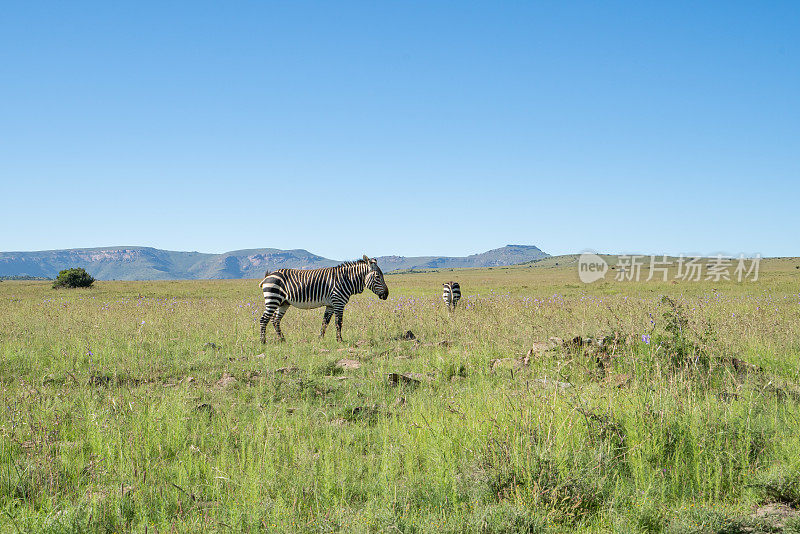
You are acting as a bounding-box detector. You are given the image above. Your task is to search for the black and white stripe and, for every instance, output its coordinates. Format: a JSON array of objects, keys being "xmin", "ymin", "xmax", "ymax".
[
  {"xmin": 259, "ymin": 255, "xmax": 389, "ymax": 342},
  {"xmin": 442, "ymin": 281, "xmax": 461, "ymax": 310}
]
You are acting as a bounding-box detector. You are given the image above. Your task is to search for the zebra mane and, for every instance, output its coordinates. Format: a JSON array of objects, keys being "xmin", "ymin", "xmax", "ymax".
[{"xmin": 336, "ymin": 258, "xmax": 369, "ymax": 268}]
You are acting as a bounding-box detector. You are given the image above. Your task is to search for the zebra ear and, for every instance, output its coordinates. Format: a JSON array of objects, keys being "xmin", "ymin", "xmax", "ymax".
[{"xmin": 362, "ymin": 255, "xmax": 370, "ymax": 262}]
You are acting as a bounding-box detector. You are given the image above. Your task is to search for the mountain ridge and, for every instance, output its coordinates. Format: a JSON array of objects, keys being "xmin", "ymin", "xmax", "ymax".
[{"xmin": 0, "ymin": 245, "xmax": 549, "ymax": 281}]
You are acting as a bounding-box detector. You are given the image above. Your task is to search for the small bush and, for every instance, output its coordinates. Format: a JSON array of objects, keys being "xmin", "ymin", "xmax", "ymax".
[
  {"xmin": 443, "ymin": 362, "xmax": 468, "ymax": 381},
  {"xmin": 52, "ymin": 268, "xmax": 95, "ymax": 289},
  {"xmin": 657, "ymin": 296, "xmax": 710, "ymax": 369}
]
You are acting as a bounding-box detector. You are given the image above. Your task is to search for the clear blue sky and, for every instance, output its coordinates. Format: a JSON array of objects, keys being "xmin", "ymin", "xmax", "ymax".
[{"xmin": 1, "ymin": 2, "xmax": 798, "ymax": 259}]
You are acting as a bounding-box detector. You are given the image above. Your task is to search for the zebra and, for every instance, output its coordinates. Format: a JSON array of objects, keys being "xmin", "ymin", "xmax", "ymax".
[
  {"xmin": 442, "ymin": 281, "xmax": 461, "ymax": 310},
  {"xmin": 258, "ymin": 255, "xmax": 389, "ymax": 343}
]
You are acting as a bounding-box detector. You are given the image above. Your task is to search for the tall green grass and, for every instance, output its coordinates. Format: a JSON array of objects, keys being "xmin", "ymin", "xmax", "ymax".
[{"xmin": 1, "ymin": 262, "xmax": 799, "ymax": 532}]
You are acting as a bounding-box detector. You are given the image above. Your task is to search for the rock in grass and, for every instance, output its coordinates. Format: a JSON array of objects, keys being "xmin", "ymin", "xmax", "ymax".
[
  {"xmin": 526, "ymin": 340, "xmax": 559, "ymax": 357},
  {"xmin": 216, "ymin": 372, "xmax": 236, "ymax": 388},
  {"xmin": 387, "ymin": 372, "xmax": 430, "ymax": 386},
  {"xmin": 336, "ymin": 358, "xmax": 360, "ymax": 370},
  {"xmin": 729, "ymin": 357, "xmax": 763, "ymax": 374},
  {"xmin": 752, "ymin": 503, "xmax": 799, "ymax": 529},
  {"xmin": 490, "ymin": 358, "xmax": 529, "ymax": 372}
]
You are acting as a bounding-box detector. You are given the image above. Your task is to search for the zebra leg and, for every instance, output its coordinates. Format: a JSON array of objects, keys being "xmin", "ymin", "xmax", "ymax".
[
  {"xmin": 260, "ymin": 308, "xmax": 276, "ymax": 343},
  {"xmin": 334, "ymin": 308, "xmax": 345, "ymax": 342},
  {"xmin": 272, "ymin": 303, "xmax": 290, "ymax": 342},
  {"xmin": 320, "ymin": 306, "xmax": 334, "ymax": 338}
]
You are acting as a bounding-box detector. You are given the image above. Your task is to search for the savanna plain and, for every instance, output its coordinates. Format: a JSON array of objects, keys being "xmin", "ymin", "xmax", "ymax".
[{"xmin": 2, "ymin": 258, "xmax": 800, "ymax": 533}]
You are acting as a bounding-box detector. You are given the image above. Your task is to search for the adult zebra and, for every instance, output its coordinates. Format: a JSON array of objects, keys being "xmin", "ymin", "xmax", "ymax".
[
  {"xmin": 442, "ymin": 281, "xmax": 461, "ymax": 310},
  {"xmin": 259, "ymin": 255, "xmax": 389, "ymax": 343}
]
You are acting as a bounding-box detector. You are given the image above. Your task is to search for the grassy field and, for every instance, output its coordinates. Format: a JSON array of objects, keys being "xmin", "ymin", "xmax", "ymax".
[{"xmin": 1, "ymin": 259, "xmax": 800, "ymax": 533}]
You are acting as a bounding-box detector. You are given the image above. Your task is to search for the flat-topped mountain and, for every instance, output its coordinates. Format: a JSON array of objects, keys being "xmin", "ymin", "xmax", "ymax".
[{"xmin": 0, "ymin": 244, "xmax": 549, "ymax": 281}]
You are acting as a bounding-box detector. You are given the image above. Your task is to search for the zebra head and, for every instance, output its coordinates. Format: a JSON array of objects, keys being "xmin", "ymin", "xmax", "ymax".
[{"xmin": 363, "ymin": 255, "xmax": 389, "ymax": 300}]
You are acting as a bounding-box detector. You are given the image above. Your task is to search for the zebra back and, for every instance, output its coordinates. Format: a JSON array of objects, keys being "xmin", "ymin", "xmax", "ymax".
[
  {"xmin": 442, "ymin": 281, "xmax": 461, "ymax": 308},
  {"xmin": 262, "ymin": 261, "xmax": 370, "ymax": 303}
]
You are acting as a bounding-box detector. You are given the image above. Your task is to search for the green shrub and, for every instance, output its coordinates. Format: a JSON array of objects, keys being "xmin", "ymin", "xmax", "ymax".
[
  {"xmin": 52, "ymin": 267, "xmax": 95, "ymax": 289},
  {"xmin": 657, "ymin": 296, "xmax": 710, "ymax": 369}
]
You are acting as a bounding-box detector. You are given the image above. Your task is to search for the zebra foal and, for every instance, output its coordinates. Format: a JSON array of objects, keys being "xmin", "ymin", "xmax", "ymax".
[
  {"xmin": 259, "ymin": 255, "xmax": 389, "ymax": 343},
  {"xmin": 442, "ymin": 281, "xmax": 461, "ymax": 310}
]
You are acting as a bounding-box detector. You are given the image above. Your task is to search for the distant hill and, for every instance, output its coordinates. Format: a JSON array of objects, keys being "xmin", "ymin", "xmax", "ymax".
[
  {"xmin": 0, "ymin": 244, "xmax": 549, "ymax": 281},
  {"xmin": 377, "ymin": 245, "xmax": 549, "ymax": 271}
]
